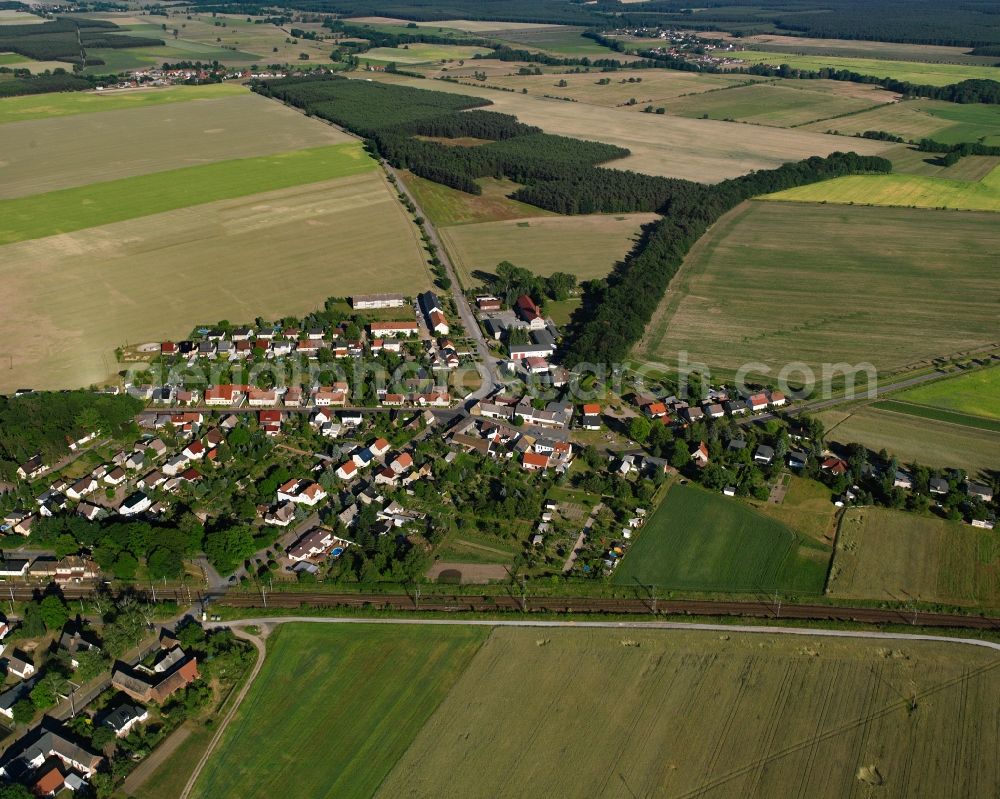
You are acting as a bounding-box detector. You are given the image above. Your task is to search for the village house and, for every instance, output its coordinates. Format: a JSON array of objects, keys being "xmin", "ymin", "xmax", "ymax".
[
  {"xmin": 336, "ymin": 461, "xmax": 358, "ymax": 481},
  {"xmin": 99, "ymin": 703, "xmax": 149, "ymax": 738},
  {"xmin": 691, "ymin": 442, "xmax": 710, "ymax": 467},
  {"xmin": 16, "ymin": 455, "xmax": 48, "ymax": 481},
  {"xmin": 754, "ymin": 445, "xmax": 775, "ymax": 465},
  {"xmin": 119, "ymin": 492, "xmax": 152, "ymax": 517},
  {"xmin": 264, "ymin": 502, "xmax": 297, "ymax": 527},
  {"xmin": 111, "ymin": 648, "xmax": 198, "ymax": 704},
  {"xmin": 66, "ymin": 477, "xmax": 98, "ymax": 501},
  {"xmin": 259, "ymin": 410, "xmax": 283, "ymax": 436},
  {"xmin": 204, "ymin": 385, "xmax": 245, "ymax": 406},
  {"xmin": 276, "ymin": 479, "xmax": 327, "ymax": 507},
  {"xmin": 745, "ymin": 392, "xmax": 769, "ymax": 412},
  {"xmin": 514, "ymin": 295, "xmax": 546, "ymax": 330},
  {"xmin": 0, "ymin": 725, "xmax": 103, "ymax": 786},
  {"xmin": 7, "ymin": 651, "xmax": 34, "ymax": 680},
  {"xmin": 476, "ymin": 296, "xmax": 501, "ymax": 312}
]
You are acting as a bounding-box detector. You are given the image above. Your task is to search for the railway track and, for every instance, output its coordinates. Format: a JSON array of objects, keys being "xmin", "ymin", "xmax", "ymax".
[{"xmin": 217, "ymin": 591, "xmax": 1000, "ymax": 631}]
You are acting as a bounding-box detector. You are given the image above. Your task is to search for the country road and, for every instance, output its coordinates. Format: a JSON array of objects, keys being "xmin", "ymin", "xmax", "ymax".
[
  {"xmin": 382, "ymin": 162, "xmax": 501, "ymax": 405},
  {"xmin": 179, "ymin": 626, "xmax": 267, "ymax": 799},
  {"xmin": 210, "ymin": 615, "xmax": 1000, "ymax": 653}
]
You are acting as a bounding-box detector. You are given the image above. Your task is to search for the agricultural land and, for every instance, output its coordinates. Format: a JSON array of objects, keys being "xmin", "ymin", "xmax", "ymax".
[
  {"xmin": 377, "ymin": 625, "xmax": 1000, "ymax": 799},
  {"xmin": 612, "ymin": 482, "xmax": 829, "ymax": 594},
  {"xmin": 0, "ymin": 84, "xmax": 428, "ymax": 391},
  {"xmin": 441, "ymin": 213, "xmax": 657, "ymax": 285},
  {"xmin": 761, "ymin": 165, "xmax": 1000, "ymax": 212},
  {"xmin": 359, "ymin": 73, "xmax": 892, "ymax": 182},
  {"xmin": 728, "ymin": 50, "xmax": 1000, "ymax": 86},
  {"xmin": 637, "ymin": 202, "xmax": 1000, "ymax": 380},
  {"xmin": 188, "ymin": 624, "xmax": 488, "ymax": 799},
  {"xmin": 889, "ymin": 367, "xmax": 1000, "ymax": 421},
  {"xmin": 818, "ymin": 405, "xmax": 1000, "ymax": 476},
  {"xmin": 829, "ymin": 507, "xmax": 1000, "ymax": 608}
]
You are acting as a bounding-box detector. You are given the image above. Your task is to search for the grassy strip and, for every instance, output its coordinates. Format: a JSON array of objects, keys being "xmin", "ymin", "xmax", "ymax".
[
  {"xmin": 0, "ymin": 83, "xmax": 246, "ymax": 124},
  {"xmin": 872, "ymin": 399, "xmax": 1000, "ymax": 432},
  {"xmin": 0, "ymin": 142, "xmax": 374, "ymax": 244}
]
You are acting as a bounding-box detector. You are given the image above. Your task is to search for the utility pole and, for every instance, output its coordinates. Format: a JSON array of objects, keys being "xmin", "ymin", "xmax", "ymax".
[
  {"xmin": 520, "ymin": 574, "xmax": 528, "ymax": 612},
  {"xmin": 773, "ymin": 590, "xmax": 781, "ymax": 618},
  {"xmin": 8, "ymin": 586, "xmax": 14, "ymax": 616},
  {"xmin": 414, "ymin": 585, "xmax": 421, "ymax": 610},
  {"xmin": 260, "ymin": 583, "xmax": 267, "ymax": 608}
]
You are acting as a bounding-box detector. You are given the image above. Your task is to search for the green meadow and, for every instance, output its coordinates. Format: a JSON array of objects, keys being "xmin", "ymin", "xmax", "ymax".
[{"xmin": 0, "ymin": 142, "xmax": 374, "ymax": 244}]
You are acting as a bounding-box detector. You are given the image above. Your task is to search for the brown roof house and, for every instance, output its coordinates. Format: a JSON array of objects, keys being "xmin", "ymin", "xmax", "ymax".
[{"xmin": 111, "ymin": 646, "xmax": 198, "ymax": 704}]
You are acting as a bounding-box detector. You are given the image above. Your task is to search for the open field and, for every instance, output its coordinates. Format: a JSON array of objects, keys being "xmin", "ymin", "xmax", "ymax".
[
  {"xmin": 400, "ymin": 171, "xmax": 554, "ymax": 226},
  {"xmin": 762, "ymin": 167, "xmax": 1000, "ymax": 212},
  {"xmin": 890, "ymin": 367, "xmax": 1000, "ymax": 421},
  {"xmin": 357, "ymin": 73, "xmax": 892, "ymax": 182},
  {"xmin": 871, "ymin": 400, "xmax": 1000, "ymax": 433},
  {"xmin": 818, "ymin": 405, "xmax": 1000, "ymax": 476},
  {"xmin": 0, "ymin": 10, "xmax": 44, "ymax": 23},
  {"xmin": 0, "ymin": 170, "xmax": 430, "ymax": 391},
  {"xmin": 345, "ymin": 17, "xmax": 559, "ymax": 33},
  {"xmin": 612, "ymin": 483, "xmax": 829, "ymax": 594},
  {"xmin": 730, "ymin": 49, "xmax": 1000, "ymax": 86},
  {"xmin": 441, "ymin": 214, "xmax": 656, "ymax": 285},
  {"xmin": 708, "ymin": 32, "xmax": 1000, "ymax": 65},
  {"xmin": 191, "ymin": 624, "xmax": 487, "ymax": 799},
  {"xmin": 0, "ymin": 92, "xmax": 352, "ymax": 198},
  {"xmin": 0, "ymin": 142, "xmax": 373, "ymax": 243},
  {"xmin": 492, "ymin": 26, "xmax": 616, "ymax": 56},
  {"xmin": 667, "ymin": 80, "xmax": 896, "ymax": 127},
  {"xmin": 805, "ymin": 99, "xmax": 1000, "ymax": 146},
  {"xmin": 829, "ymin": 508, "xmax": 1000, "ymax": 608},
  {"xmin": 749, "ymin": 475, "xmax": 839, "ymax": 543},
  {"xmin": 467, "ymin": 68, "xmax": 754, "ymax": 105},
  {"xmin": 122, "ymin": 13, "xmax": 338, "ymax": 65},
  {"xmin": 379, "ymin": 625, "xmax": 1000, "ymax": 799},
  {"xmin": 637, "ymin": 202, "xmax": 1000, "ymax": 379},
  {"xmin": 0, "ymin": 83, "xmax": 247, "ymax": 125},
  {"xmin": 362, "ymin": 43, "xmax": 493, "ymax": 64}
]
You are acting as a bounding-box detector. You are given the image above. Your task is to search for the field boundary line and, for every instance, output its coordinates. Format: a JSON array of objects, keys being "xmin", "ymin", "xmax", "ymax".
[
  {"xmin": 179, "ymin": 628, "xmax": 266, "ymax": 799},
  {"xmin": 210, "ymin": 617, "xmax": 1000, "ymax": 653}
]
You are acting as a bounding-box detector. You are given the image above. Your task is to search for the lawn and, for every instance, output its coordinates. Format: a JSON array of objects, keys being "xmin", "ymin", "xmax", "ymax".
[
  {"xmin": 612, "ymin": 483, "xmax": 829, "ymax": 594},
  {"xmin": 667, "ymin": 80, "xmax": 895, "ymax": 127},
  {"xmin": 761, "ymin": 166, "xmax": 1000, "ymax": 212},
  {"xmin": 749, "ymin": 475, "xmax": 839, "ymax": 543},
  {"xmin": 0, "ymin": 82, "xmax": 247, "ymax": 125},
  {"xmin": 357, "ymin": 73, "xmax": 891, "ymax": 182},
  {"xmin": 441, "ymin": 213, "xmax": 656, "ymax": 286},
  {"xmin": 0, "ymin": 170, "xmax": 430, "ymax": 392},
  {"xmin": 637, "ymin": 202, "xmax": 1000, "ymax": 380},
  {"xmin": 0, "ymin": 142, "xmax": 373, "ymax": 244},
  {"xmin": 0, "ymin": 92, "xmax": 353, "ymax": 198},
  {"xmin": 191, "ymin": 624, "xmax": 488, "ymax": 799},
  {"xmin": 362, "ymin": 43, "xmax": 494, "ymax": 64},
  {"xmin": 731, "ymin": 49, "xmax": 1000, "ymax": 86},
  {"xmin": 400, "ymin": 171, "xmax": 554, "ymax": 226},
  {"xmin": 818, "ymin": 405, "xmax": 1000, "ymax": 475},
  {"xmin": 378, "ymin": 625, "xmax": 1000, "ymax": 798},
  {"xmin": 890, "ymin": 367, "xmax": 1000, "ymax": 421},
  {"xmin": 829, "ymin": 507, "xmax": 1000, "ymax": 608}
]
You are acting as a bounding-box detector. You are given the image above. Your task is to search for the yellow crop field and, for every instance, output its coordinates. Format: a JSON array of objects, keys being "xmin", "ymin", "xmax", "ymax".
[
  {"xmin": 0, "ymin": 172, "xmax": 430, "ymax": 392},
  {"xmin": 829, "ymin": 508, "xmax": 1000, "ymax": 608},
  {"xmin": 761, "ymin": 167, "xmax": 1000, "ymax": 212},
  {"xmin": 441, "ymin": 213, "xmax": 657, "ymax": 285},
  {"xmin": 378, "ymin": 626, "xmax": 1000, "ymax": 798},
  {"xmin": 0, "ymin": 92, "xmax": 352, "ymax": 198}
]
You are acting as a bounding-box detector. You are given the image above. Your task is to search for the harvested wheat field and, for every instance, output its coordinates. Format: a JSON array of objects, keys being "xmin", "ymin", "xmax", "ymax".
[
  {"xmin": 353, "ymin": 74, "xmax": 891, "ymax": 182},
  {"xmin": 377, "ymin": 626, "xmax": 1000, "ymax": 799},
  {"xmin": 0, "ymin": 171, "xmax": 430, "ymax": 392}
]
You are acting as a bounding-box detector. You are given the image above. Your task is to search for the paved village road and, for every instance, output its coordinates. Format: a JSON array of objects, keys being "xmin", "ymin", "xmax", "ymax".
[{"xmin": 382, "ymin": 162, "xmax": 500, "ymax": 406}]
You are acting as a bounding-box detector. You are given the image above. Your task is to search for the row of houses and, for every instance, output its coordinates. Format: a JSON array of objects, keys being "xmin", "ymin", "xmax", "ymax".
[
  {"xmin": 448, "ymin": 415, "xmax": 575, "ymax": 474},
  {"xmin": 640, "ymin": 387, "xmax": 787, "ymax": 423}
]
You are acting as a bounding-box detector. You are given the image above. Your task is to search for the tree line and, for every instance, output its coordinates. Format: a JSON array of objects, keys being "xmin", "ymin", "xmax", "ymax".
[{"xmin": 560, "ymin": 152, "xmax": 893, "ymax": 366}]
